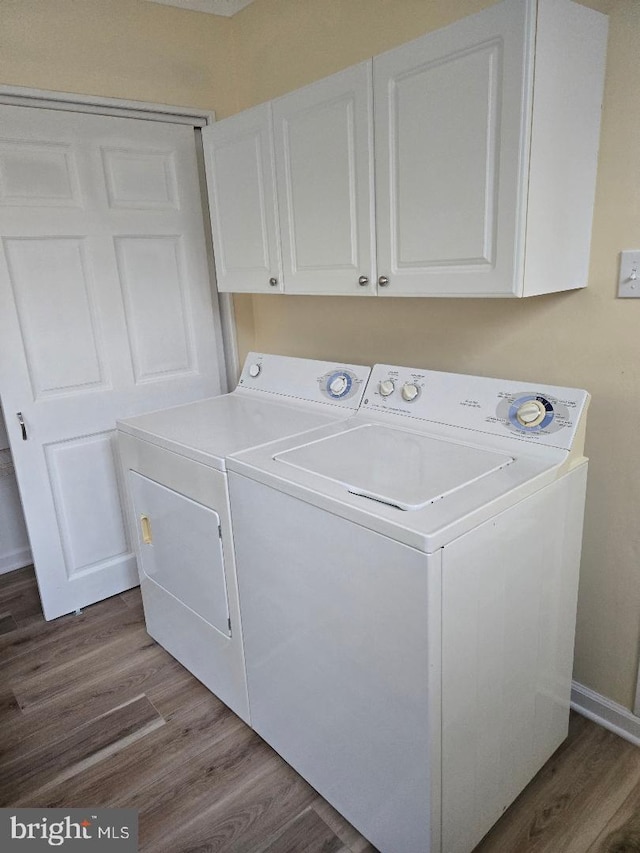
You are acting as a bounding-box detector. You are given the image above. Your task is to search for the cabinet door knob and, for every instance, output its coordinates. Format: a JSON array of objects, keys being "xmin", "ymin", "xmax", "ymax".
[
  {"xmin": 358, "ymin": 275, "xmax": 369, "ymax": 287},
  {"xmin": 269, "ymin": 277, "xmax": 278, "ymax": 287},
  {"xmin": 378, "ymin": 275, "xmax": 390, "ymax": 287}
]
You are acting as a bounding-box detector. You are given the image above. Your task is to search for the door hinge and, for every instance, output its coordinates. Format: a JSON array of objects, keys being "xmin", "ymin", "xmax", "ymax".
[
  {"xmin": 227, "ymin": 617, "xmax": 232, "ymax": 635},
  {"xmin": 218, "ymin": 524, "xmax": 222, "ymax": 538}
]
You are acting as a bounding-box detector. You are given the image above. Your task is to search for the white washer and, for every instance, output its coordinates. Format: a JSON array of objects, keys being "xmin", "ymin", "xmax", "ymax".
[
  {"xmin": 227, "ymin": 363, "xmax": 590, "ymax": 852},
  {"xmin": 116, "ymin": 353, "xmax": 370, "ymax": 724}
]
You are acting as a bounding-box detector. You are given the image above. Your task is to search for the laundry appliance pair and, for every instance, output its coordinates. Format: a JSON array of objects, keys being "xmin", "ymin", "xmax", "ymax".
[{"xmin": 118, "ymin": 354, "xmax": 589, "ymax": 853}]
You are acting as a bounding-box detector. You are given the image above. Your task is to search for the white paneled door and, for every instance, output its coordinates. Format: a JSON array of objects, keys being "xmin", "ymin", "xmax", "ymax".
[{"xmin": 0, "ymin": 105, "xmax": 225, "ymax": 620}]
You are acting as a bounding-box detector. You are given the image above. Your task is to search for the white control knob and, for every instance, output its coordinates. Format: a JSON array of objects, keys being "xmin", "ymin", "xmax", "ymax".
[
  {"xmin": 329, "ymin": 375, "xmax": 348, "ymax": 397},
  {"xmin": 379, "ymin": 379, "xmax": 395, "ymax": 397},
  {"xmin": 516, "ymin": 400, "xmax": 546, "ymax": 427},
  {"xmin": 401, "ymin": 382, "xmax": 420, "ymax": 402},
  {"xmin": 248, "ymin": 363, "xmax": 261, "ymax": 378}
]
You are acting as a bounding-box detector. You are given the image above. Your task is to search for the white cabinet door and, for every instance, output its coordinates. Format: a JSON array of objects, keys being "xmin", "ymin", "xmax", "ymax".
[
  {"xmin": 203, "ymin": 104, "xmax": 282, "ymax": 294},
  {"xmin": 374, "ymin": 0, "xmax": 530, "ymax": 297},
  {"xmin": 272, "ymin": 61, "xmax": 376, "ymax": 296},
  {"xmin": 0, "ymin": 105, "xmax": 225, "ymax": 620}
]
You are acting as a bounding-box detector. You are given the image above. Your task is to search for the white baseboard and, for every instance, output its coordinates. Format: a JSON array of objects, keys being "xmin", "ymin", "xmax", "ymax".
[
  {"xmin": 0, "ymin": 547, "xmax": 32, "ymax": 575},
  {"xmin": 571, "ymin": 680, "xmax": 640, "ymax": 747}
]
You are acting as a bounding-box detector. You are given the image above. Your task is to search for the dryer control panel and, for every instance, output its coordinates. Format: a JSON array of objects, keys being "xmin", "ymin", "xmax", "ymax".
[
  {"xmin": 237, "ymin": 353, "xmax": 370, "ymax": 408},
  {"xmin": 362, "ymin": 365, "xmax": 590, "ymax": 451}
]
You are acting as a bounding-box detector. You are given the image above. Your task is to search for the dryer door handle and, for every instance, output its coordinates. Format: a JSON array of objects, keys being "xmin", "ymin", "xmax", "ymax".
[{"xmin": 140, "ymin": 514, "xmax": 153, "ymax": 545}]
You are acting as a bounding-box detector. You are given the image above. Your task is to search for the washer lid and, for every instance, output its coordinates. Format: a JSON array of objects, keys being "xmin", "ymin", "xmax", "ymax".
[{"xmin": 274, "ymin": 424, "xmax": 514, "ymax": 511}]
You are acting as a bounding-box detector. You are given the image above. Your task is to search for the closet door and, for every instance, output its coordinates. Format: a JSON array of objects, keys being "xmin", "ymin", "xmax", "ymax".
[
  {"xmin": 0, "ymin": 105, "xmax": 224, "ymax": 620},
  {"xmin": 373, "ymin": 0, "xmax": 531, "ymax": 296},
  {"xmin": 273, "ymin": 61, "xmax": 376, "ymax": 295},
  {"xmin": 203, "ymin": 104, "xmax": 282, "ymax": 294}
]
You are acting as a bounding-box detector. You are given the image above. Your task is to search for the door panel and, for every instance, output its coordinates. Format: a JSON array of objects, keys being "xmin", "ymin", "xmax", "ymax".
[
  {"xmin": 0, "ymin": 104, "xmax": 224, "ymax": 620},
  {"xmin": 101, "ymin": 147, "xmax": 179, "ymax": 210},
  {"xmin": 114, "ymin": 235, "xmax": 195, "ymax": 381},
  {"xmin": 4, "ymin": 237, "xmax": 107, "ymax": 397},
  {"xmin": 0, "ymin": 140, "xmax": 81, "ymax": 205},
  {"xmin": 285, "ymin": 99, "xmax": 355, "ymax": 267},
  {"xmin": 45, "ymin": 432, "xmax": 131, "ymax": 578},
  {"xmin": 393, "ymin": 44, "xmax": 499, "ymax": 267}
]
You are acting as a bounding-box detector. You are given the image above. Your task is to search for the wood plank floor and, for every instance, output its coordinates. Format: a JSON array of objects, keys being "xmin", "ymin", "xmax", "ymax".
[{"xmin": 2, "ymin": 567, "xmax": 640, "ymax": 853}]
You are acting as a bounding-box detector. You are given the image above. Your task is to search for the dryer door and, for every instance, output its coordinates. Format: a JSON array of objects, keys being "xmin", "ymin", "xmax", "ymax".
[{"xmin": 129, "ymin": 471, "xmax": 231, "ymax": 636}]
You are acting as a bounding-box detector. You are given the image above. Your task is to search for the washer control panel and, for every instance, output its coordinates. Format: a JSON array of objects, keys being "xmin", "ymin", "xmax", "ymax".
[
  {"xmin": 495, "ymin": 393, "xmax": 571, "ymax": 435},
  {"xmin": 238, "ymin": 353, "xmax": 370, "ymax": 408},
  {"xmin": 363, "ymin": 364, "xmax": 589, "ymax": 450}
]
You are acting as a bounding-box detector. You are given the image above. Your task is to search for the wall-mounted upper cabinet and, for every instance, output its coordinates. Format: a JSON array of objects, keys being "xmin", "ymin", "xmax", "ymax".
[{"xmin": 203, "ymin": 0, "xmax": 608, "ymax": 297}]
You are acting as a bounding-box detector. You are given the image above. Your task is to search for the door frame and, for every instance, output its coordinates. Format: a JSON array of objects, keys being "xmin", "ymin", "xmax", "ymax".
[{"xmin": 0, "ymin": 83, "xmax": 240, "ymax": 388}]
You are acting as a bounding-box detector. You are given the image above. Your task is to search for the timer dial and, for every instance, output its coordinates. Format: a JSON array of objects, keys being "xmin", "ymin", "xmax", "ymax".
[
  {"xmin": 401, "ymin": 382, "xmax": 420, "ymax": 402},
  {"xmin": 248, "ymin": 363, "xmax": 261, "ymax": 378},
  {"xmin": 501, "ymin": 393, "xmax": 559, "ymax": 434},
  {"xmin": 329, "ymin": 375, "xmax": 348, "ymax": 397},
  {"xmin": 516, "ymin": 399, "xmax": 547, "ymax": 427},
  {"xmin": 379, "ymin": 379, "xmax": 395, "ymax": 397},
  {"xmin": 322, "ymin": 370, "xmax": 354, "ymax": 399}
]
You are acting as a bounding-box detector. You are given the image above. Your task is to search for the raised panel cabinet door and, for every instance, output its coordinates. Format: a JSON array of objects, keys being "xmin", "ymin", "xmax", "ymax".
[
  {"xmin": 272, "ymin": 61, "xmax": 376, "ymax": 296},
  {"xmin": 202, "ymin": 104, "xmax": 283, "ymax": 294},
  {"xmin": 373, "ymin": 0, "xmax": 531, "ymax": 296},
  {"xmin": 0, "ymin": 104, "xmax": 225, "ymax": 620}
]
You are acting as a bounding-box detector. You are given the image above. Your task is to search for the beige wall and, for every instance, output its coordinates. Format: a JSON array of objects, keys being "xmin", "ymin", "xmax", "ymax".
[
  {"xmin": 231, "ymin": 0, "xmax": 640, "ymax": 709},
  {"xmin": 0, "ymin": 0, "xmax": 239, "ymax": 117},
  {"xmin": 2, "ymin": 0, "xmax": 639, "ymax": 710}
]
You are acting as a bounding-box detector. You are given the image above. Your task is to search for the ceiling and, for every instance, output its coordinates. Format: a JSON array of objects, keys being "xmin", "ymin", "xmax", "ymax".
[{"xmin": 143, "ymin": 0, "xmax": 257, "ymax": 17}]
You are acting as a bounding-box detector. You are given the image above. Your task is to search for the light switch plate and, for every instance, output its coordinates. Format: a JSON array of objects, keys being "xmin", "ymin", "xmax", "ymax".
[{"xmin": 618, "ymin": 250, "xmax": 640, "ymax": 297}]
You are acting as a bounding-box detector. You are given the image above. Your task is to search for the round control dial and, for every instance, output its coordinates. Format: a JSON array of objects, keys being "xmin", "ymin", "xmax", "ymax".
[
  {"xmin": 329, "ymin": 375, "xmax": 348, "ymax": 397},
  {"xmin": 506, "ymin": 394, "xmax": 555, "ymax": 432},
  {"xmin": 379, "ymin": 379, "xmax": 395, "ymax": 397},
  {"xmin": 325, "ymin": 370, "xmax": 353, "ymax": 399},
  {"xmin": 248, "ymin": 363, "xmax": 261, "ymax": 378},
  {"xmin": 516, "ymin": 399, "xmax": 546, "ymax": 427},
  {"xmin": 401, "ymin": 382, "xmax": 420, "ymax": 402}
]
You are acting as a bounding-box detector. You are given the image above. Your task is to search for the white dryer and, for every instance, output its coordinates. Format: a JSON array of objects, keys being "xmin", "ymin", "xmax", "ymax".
[
  {"xmin": 227, "ymin": 363, "xmax": 590, "ymax": 852},
  {"xmin": 116, "ymin": 353, "xmax": 370, "ymax": 724}
]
